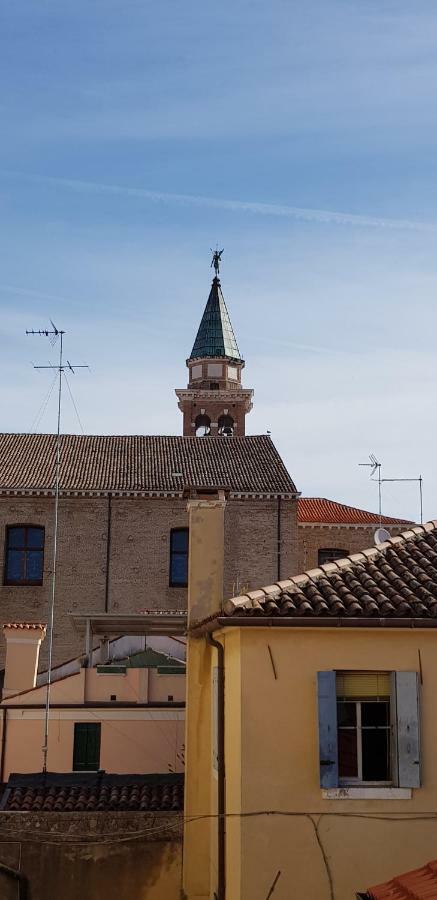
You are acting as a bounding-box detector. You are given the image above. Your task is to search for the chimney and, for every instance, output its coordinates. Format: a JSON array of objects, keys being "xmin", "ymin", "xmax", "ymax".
[
  {"xmin": 2, "ymin": 623, "xmax": 46, "ymax": 698},
  {"xmin": 187, "ymin": 489, "xmax": 227, "ymax": 625}
]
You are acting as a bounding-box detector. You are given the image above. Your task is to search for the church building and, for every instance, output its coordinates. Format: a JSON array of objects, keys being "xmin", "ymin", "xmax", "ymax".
[{"xmin": 0, "ymin": 263, "xmax": 298, "ymax": 667}]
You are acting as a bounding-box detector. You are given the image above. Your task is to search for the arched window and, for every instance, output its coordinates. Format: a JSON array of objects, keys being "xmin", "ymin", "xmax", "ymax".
[
  {"xmin": 218, "ymin": 414, "xmax": 234, "ymax": 436},
  {"xmin": 195, "ymin": 414, "xmax": 211, "ymax": 436},
  {"xmin": 4, "ymin": 525, "xmax": 45, "ymax": 585},
  {"xmin": 318, "ymin": 548, "xmax": 348, "ymax": 566}
]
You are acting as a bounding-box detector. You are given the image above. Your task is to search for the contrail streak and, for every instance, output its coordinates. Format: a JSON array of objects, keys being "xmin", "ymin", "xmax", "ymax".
[{"xmin": 2, "ymin": 170, "xmax": 434, "ymax": 232}]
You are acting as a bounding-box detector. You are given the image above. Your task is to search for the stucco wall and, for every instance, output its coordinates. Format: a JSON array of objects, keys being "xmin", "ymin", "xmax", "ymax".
[
  {"xmin": 0, "ymin": 811, "xmax": 182, "ymax": 900},
  {"xmin": 0, "ymin": 495, "xmax": 298, "ymax": 667},
  {"xmin": 233, "ymin": 627, "xmax": 437, "ymax": 900}
]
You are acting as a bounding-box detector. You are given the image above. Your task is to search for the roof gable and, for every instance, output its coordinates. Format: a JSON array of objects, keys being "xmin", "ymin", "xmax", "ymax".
[{"xmin": 298, "ymin": 497, "xmax": 413, "ymax": 526}]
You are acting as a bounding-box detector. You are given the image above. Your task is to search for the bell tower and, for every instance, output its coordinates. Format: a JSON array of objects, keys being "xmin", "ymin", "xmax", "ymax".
[{"xmin": 176, "ymin": 252, "xmax": 254, "ymax": 436}]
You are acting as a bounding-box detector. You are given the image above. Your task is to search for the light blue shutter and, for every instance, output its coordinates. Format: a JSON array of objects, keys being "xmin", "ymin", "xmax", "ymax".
[
  {"xmin": 395, "ymin": 672, "xmax": 420, "ymax": 788},
  {"xmin": 317, "ymin": 671, "xmax": 338, "ymax": 788}
]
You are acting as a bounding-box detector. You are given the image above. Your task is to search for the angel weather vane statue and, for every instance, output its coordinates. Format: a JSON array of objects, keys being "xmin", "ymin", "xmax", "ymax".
[{"xmin": 211, "ymin": 247, "xmax": 224, "ymax": 276}]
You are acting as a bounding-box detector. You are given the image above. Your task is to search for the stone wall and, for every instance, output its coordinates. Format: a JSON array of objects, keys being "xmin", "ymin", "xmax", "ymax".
[
  {"xmin": 0, "ymin": 811, "xmax": 182, "ymax": 900},
  {"xmin": 0, "ymin": 494, "xmax": 298, "ymax": 667}
]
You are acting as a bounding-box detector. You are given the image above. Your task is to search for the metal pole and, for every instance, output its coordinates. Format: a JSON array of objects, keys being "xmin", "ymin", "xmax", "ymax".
[
  {"xmin": 419, "ymin": 475, "xmax": 423, "ymax": 525},
  {"xmin": 42, "ymin": 331, "xmax": 63, "ymax": 773},
  {"xmin": 378, "ymin": 464, "xmax": 382, "ymax": 528}
]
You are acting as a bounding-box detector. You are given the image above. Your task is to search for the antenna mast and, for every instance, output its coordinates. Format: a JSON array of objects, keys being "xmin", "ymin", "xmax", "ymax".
[
  {"xmin": 26, "ymin": 323, "xmax": 88, "ymax": 772},
  {"xmin": 359, "ymin": 453, "xmax": 423, "ymax": 526}
]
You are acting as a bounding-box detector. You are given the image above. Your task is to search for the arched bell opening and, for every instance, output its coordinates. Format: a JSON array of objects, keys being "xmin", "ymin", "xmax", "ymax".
[
  {"xmin": 218, "ymin": 414, "xmax": 234, "ymax": 436},
  {"xmin": 195, "ymin": 413, "xmax": 211, "ymax": 437}
]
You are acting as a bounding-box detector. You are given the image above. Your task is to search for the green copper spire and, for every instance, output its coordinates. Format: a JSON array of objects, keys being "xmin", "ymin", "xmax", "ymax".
[{"xmin": 189, "ymin": 276, "xmax": 242, "ymax": 362}]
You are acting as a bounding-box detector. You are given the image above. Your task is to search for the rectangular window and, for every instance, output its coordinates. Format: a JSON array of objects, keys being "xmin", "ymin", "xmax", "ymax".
[
  {"xmin": 73, "ymin": 723, "xmax": 101, "ymax": 771},
  {"xmin": 318, "ymin": 548, "xmax": 348, "ymax": 566},
  {"xmin": 170, "ymin": 528, "xmax": 189, "ymax": 587},
  {"xmin": 4, "ymin": 525, "xmax": 45, "ymax": 585},
  {"xmin": 317, "ymin": 670, "xmax": 420, "ymax": 789}
]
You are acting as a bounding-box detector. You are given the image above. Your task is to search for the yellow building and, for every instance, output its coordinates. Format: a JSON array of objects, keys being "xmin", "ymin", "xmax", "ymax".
[{"xmin": 183, "ymin": 496, "xmax": 437, "ymax": 900}]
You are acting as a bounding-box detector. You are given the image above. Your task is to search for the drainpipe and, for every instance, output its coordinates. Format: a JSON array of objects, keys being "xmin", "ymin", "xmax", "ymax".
[
  {"xmin": 207, "ymin": 632, "xmax": 225, "ymax": 900},
  {"xmin": 0, "ymin": 708, "xmax": 7, "ymax": 782},
  {"xmin": 104, "ymin": 494, "xmax": 112, "ymax": 613},
  {"xmin": 277, "ymin": 496, "xmax": 282, "ymax": 581}
]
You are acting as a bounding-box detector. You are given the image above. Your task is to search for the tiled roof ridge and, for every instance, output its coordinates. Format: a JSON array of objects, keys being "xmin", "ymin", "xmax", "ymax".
[
  {"xmin": 0, "ymin": 433, "xmax": 297, "ymax": 496},
  {"xmin": 3, "ymin": 622, "xmax": 46, "ymax": 631},
  {"xmin": 298, "ymin": 496, "xmax": 413, "ymax": 525},
  {"xmin": 368, "ymin": 857, "xmax": 437, "ymax": 899},
  {"xmin": 220, "ymin": 520, "xmax": 437, "ymax": 621}
]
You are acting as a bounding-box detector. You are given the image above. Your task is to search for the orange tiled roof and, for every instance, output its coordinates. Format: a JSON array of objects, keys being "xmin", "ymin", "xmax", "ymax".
[
  {"xmin": 298, "ymin": 497, "xmax": 412, "ymax": 526},
  {"xmin": 0, "ymin": 434, "xmax": 297, "ymax": 497},
  {"xmin": 368, "ymin": 859, "xmax": 437, "ymax": 899},
  {"xmin": 3, "ymin": 623, "xmax": 46, "ymax": 631},
  {"xmin": 1, "ymin": 773, "xmax": 184, "ymax": 812},
  {"xmin": 215, "ymin": 521, "xmax": 437, "ymax": 623}
]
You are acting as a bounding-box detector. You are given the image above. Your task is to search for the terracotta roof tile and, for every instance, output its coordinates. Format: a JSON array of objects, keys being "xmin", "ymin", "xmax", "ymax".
[
  {"xmin": 216, "ymin": 522, "xmax": 437, "ymax": 623},
  {"xmin": 0, "ymin": 434, "xmax": 296, "ymax": 496},
  {"xmin": 298, "ymin": 497, "xmax": 412, "ymax": 525},
  {"xmin": 1, "ymin": 773, "xmax": 184, "ymax": 813},
  {"xmin": 367, "ymin": 859, "xmax": 437, "ymax": 899},
  {"xmin": 3, "ymin": 623, "xmax": 46, "ymax": 631}
]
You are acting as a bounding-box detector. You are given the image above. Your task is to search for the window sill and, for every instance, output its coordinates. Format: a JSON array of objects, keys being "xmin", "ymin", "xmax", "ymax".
[{"xmin": 322, "ymin": 787, "xmax": 412, "ymax": 800}]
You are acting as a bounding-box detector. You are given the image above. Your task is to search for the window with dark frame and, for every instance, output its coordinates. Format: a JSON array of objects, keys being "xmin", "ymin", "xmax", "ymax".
[
  {"xmin": 317, "ymin": 670, "xmax": 421, "ymax": 791},
  {"xmin": 318, "ymin": 548, "xmax": 349, "ymax": 566},
  {"xmin": 73, "ymin": 722, "xmax": 101, "ymax": 771},
  {"xmin": 4, "ymin": 525, "xmax": 45, "ymax": 585},
  {"xmin": 170, "ymin": 528, "xmax": 189, "ymax": 587}
]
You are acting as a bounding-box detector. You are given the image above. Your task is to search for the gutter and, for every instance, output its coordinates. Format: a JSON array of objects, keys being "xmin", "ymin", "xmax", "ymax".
[
  {"xmin": 191, "ymin": 616, "xmax": 437, "ymax": 636},
  {"xmin": 206, "ymin": 633, "xmax": 225, "ymax": 900},
  {"xmin": 0, "ymin": 709, "xmax": 6, "ymax": 782}
]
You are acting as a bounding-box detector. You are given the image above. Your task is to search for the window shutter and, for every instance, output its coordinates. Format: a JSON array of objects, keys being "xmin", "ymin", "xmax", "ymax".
[
  {"xmin": 317, "ymin": 671, "xmax": 338, "ymax": 788},
  {"xmin": 395, "ymin": 672, "xmax": 420, "ymax": 788}
]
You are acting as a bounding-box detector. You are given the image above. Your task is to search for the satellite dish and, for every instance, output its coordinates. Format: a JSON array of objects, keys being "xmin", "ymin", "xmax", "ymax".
[{"xmin": 374, "ymin": 527, "xmax": 391, "ymax": 545}]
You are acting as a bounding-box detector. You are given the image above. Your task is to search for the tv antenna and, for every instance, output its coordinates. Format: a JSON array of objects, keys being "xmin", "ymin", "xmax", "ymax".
[
  {"xmin": 359, "ymin": 452, "xmax": 423, "ymax": 528},
  {"xmin": 26, "ymin": 322, "xmax": 88, "ymax": 772}
]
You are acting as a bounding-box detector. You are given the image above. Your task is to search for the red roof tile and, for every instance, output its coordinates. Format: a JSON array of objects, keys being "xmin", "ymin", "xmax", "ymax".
[
  {"xmin": 0, "ymin": 434, "xmax": 296, "ymax": 497},
  {"xmin": 367, "ymin": 859, "xmax": 437, "ymax": 899},
  {"xmin": 208, "ymin": 522, "xmax": 437, "ymax": 624},
  {"xmin": 3, "ymin": 623, "xmax": 46, "ymax": 631},
  {"xmin": 298, "ymin": 497, "xmax": 412, "ymax": 525},
  {"xmin": 1, "ymin": 773, "xmax": 184, "ymax": 813}
]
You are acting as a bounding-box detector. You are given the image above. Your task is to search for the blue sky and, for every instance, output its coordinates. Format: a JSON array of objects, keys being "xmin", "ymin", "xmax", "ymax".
[{"xmin": 1, "ymin": 0, "xmax": 437, "ymax": 521}]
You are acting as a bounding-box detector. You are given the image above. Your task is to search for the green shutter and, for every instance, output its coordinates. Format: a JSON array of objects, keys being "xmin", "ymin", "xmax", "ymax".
[{"xmin": 73, "ymin": 723, "xmax": 101, "ymax": 771}]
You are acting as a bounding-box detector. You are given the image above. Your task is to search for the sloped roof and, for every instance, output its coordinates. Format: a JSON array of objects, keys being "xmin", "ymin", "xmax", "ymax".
[
  {"xmin": 0, "ymin": 434, "xmax": 297, "ymax": 496},
  {"xmin": 189, "ymin": 277, "xmax": 242, "ymax": 361},
  {"xmin": 1, "ymin": 772, "xmax": 184, "ymax": 812},
  {"xmin": 367, "ymin": 859, "xmax": 437, "ymax": 899},
  {"xmin": 206, "ymin": 522, "xmax": 437, "ymax": 624},
  {"xmin": 298, "ymin": 497, "xmax": 413, "ymax": 526}
]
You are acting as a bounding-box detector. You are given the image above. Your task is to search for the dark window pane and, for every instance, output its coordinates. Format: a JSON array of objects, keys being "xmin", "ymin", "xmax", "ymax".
[
  {"xmin": 171, "ymin": 554, "xmax": 188, "ymax": 585},
  {"xmin": 26, "ymin": 551, "xmax": 43, "ymax": 582},
  {"xmin": 362, "ymin": 728, "xmax": 390, "ymax": 781},
  {"xmin": 73, "ymin": 723, "xmax": 101, "ymax": 771},
  {"xmin": 361, "ymin": 701, "xmax": 390, "ymax": 727},
  {"xmin": 6, "ymin": 550, "xmax": 24, "ymax": 581},
  {"xmin": 27, "ymin": 528, "xmax": 44, "ymax": 549},
  {"xmin": 337, "ymin": 702, "xmax": 357, "ymax": 727},
  {"xmin": 338, "ymin": 730, "xmax": 358, "ymax": 778},
  {"xmin": 318, "ymin": 549, "xmax": 349, "ymax": 566},
  {"xmin": 8, "ymin": 527, "xmax": 25, "ymax": 549},
  {"xmin": 171, "ymin": 530, "xmax": 188, "ymax": 552}
]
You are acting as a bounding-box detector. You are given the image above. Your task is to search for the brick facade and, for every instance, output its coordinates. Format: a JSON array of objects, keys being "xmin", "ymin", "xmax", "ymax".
[
  {"xmin": 297, "ymin": 522, "xmax": 407, "ymax": 572},
  {"xmin": 0, "ymin": 494, "xmax": 298, "ymax": 668}
]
